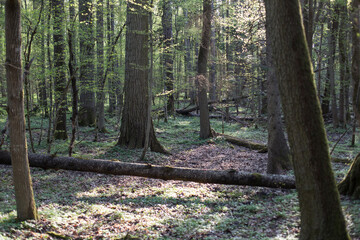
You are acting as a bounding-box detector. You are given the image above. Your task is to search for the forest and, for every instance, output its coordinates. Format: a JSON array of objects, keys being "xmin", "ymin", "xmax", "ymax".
[{"xmin": 0, "ymin": 0, "xmax": 360, "ymax": 239}]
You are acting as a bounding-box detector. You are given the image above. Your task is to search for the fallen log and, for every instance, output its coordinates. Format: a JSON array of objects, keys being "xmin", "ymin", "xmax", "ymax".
[
  {"xmin": 0, "ymin": 150, "xmax": 296, "ymax": 189},
  {"xmin": 221, "ymin": 134, "xmax": 268, "ymax": 152}
]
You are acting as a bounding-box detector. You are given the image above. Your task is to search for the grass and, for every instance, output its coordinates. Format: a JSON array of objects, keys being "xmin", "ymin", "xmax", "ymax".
[{"xmin": 0, "ymin": 113, "xmax": 359, "ymax": 239}]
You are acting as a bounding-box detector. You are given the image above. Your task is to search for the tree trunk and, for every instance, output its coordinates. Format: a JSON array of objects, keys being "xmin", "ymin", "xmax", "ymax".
[
  {"xmin": 5, "ymin": 0, "xmax": 38, "ymax": 220},
  {"xmin": 264, "ymin": 1, "xmax": 350, "ymax": 239},
  {"xmin": 265, "ymin": 13, "xmax": 291, "ymax": 174},
  {"xmin": 52, "ymin": 0, "xmax": 68, "ymax": 140},
  {"xmin": 118, "ymin": 0, "xmax": 167, "ymax": 154},
  {"xmin": 0, "ymin": 150, "xmax": 296, "ymax": 189},
  {"xmin": 96, "ymin": 0, "xmax": 106, "ymax": 133},
  {"xmin": 338, "ymin": 1, "xmax": 348, "ymax": 128},
  {"xmin": 352, "ymin": 0, "xmax": 360, "ymax": 126},
  {"xmin": 328, "ymin": 2, "xmax": 340, "ymax": 128},
  {"xmin": 78, "ymin": 0, "xmax": 96, "ymax": 127},
  {"xmin": 338, "ymin": 154, "xmax": 360, "ymax": 199},
  {"xmin": 107, "ymin": 0, "xmax": 116, "ymax": 115},
  {"xmin": 162, "ymin": 0, "xmax": 174, "ymax": 115},
  {"xmin": 209, "ymin": 0, "xmax": 217, "ymax": 102},
  {"xmin": 197, "ymin": 0, "xmax": 213, "ymax": 139}
]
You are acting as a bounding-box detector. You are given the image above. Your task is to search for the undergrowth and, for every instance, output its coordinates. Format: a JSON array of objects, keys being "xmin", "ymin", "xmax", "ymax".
[{"xmin": 0, "ymin": 113, "xmax": 359, "ymax": 239}]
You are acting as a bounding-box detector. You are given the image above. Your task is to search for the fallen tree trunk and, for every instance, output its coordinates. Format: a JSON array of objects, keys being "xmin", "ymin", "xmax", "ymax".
[
  {"xmin": 221, "ymin": 134, "xmax": 268, "ymax": 152},
  {"xmin": 0, "ymin": 150, "xmax": 295, "ymax": 189}
]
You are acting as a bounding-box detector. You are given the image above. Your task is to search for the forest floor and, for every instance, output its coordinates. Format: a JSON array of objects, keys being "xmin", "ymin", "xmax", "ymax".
[{"xmin": 0, "ymin": 113, "xmax": 359, "ymax": 239}]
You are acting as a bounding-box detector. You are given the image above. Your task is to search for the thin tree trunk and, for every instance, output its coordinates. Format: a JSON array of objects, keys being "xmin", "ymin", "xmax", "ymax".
[
  {"xmin": 95, "ymin": 0, "xmax": 106, "ymax": 136},
  {"xmin": 162, "ymin": 0, "xmax": 174, "ymax": 115},
  {"xmin": 5, "ymin": 0, "xmax": 38, "ymax": 220},
  {"xmin": 197, "ymin": 0, "xmax": 213, "ymax": 139}
]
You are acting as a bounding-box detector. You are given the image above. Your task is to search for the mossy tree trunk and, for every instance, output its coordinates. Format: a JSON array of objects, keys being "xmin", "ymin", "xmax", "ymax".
[{"xmin": 264, "ymin": 1, "xmax": 350, "ymax": 239}]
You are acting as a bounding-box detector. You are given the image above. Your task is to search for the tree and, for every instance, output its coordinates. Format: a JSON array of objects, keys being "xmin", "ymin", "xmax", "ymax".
[
  {"xmin": 338, "ymin": 0, "xmax": 360, "ymax": 200},
  {"xmin": 78, "ymin": 0, "xmax": 96, "ymax": 126},
  {"xmin": 96, "ymin": 0, "xmax": 106, "ymax": 133},
  {"xmin": 52, "ymin": 0, "xmax": 68, "ymax": 140},
  {"xmin": 5, "ymin": 0, "xmax": 38, "ymax": 220},
  {"xmin": 265, "ymin": 10, "xmax": 291, "ymax": 174},
  {"xmin": 162, "ymin": 0, "xmax": 175, "ymax": 115},
  {"xmin": 118, "ymin": 0, "xmax": 167, "ymax": 154},
  {"xmin": 264, "ymin": 0, "xmax": 350, "ymax": 239},
  {"xmin": 197, "ymin": 0, "xmax": 213, "ymax": 139}
]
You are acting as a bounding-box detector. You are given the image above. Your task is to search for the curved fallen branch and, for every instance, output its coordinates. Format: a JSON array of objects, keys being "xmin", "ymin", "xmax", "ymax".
[{"xmin": 0, "ymin": 150, "xmax": 295, "ymax": 189}]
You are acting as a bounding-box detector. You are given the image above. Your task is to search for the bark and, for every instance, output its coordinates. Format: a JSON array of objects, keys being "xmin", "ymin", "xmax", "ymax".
[
  {"xmin": 338, "ymin": 153, "xmax": 360, "ymax": 199},
  {"xmin": 96, "ymin": 0, "xmax": 106, "ymax": 133},
  {"xmin": 162, "ymin": 0, "xmax": 174, "ymax": 115},
  {"xmin": 118, "ymin": 0, "xmax": 167, "ymax": 154},
  {"xmin": 265, "ymin": 12, "xmax": 292, "ymax": 174},
  {"xmin": 0, "ymin": 150, "xmax": 296, "ymax": 189},
  {"xmin": 52, "ymin": 0, "xmax": 68, "ymax": 140},
  {"xmin": 197, "ymin": 0, "xmax": 213, "ymax": 139},
  {"xmin": 78, "ymin": 0, "xmax": 96, "ymax": 126},
  {"xmin": 328, "ymin": 2, "xmax": 340, "ymax": 128},
  {"xmin": 5, "ymin": 0, "xmax": 38, "ymax": 220},
  {"xmin": 209, "ymin": 6, "xmax": 217, "ymax": 102},
  {"xmin": 107, "ymin": 0, "xmax": 116, "ymax": 115},
  {"xmin": 265, "ymin": 1, "xmax": 350, "ymax": 239},
  {"xmin": 338, "ymin": 1, "xmax": 349, "ymax": 128},
  {"xmin": 352, "ymin": 0, "xmax": 360, "ymax": 127}
]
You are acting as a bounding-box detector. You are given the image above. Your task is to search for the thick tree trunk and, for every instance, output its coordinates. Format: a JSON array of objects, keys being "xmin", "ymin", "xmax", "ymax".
[
  {"xmin": 5, "ymin": 0, "xmax": 38, "ymax": 220},
  {"xmin": 265, "ymin": 12, "xmax": 291, "ymax": 174},
  {"xmin": 0, "ymin": 150, "xmax": 296, "ymax": 189},
  {"xmin": 265, "ymin": 1, "xmax": 350, "ymax": 239},
  {"xmin": 118, "ymin": 0, "xmax": 167, "ymax": 154},
  {"xmin": 52, "ymin": 0, "xmax": 68, "ymax": 140},
  {"xmin": 338, "ymin": 154, "xmax": 360, "ymax": 199},
  {"xmin": 78, "ymin": 0, "xmax": 96, "ymax": 127},
  {"xmin": 197, "ymin": 0, "xmax": 213, "ymax": 139}
]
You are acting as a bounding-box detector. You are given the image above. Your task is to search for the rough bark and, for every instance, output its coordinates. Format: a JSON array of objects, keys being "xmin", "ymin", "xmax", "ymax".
[
  {"xmin": 197, "ymin": 0, "xmax": 213, "ymax": 139},
  {"xmin": 5, "ymin": 0, "xmax": 38, "ymax": 220},
  {"xmin": 0, "ymin": 150, "xmax": 296, "ymax": 189},
  {"xmin": 118, "ymin": 0, "xmax": 167, "ymax": 154},
  {"xmin": 78, "ymin": 0, "xmax": 96, "ymax": 126},
  {"xmin": 52, "ymin": 0, "xmax": 68, "ymax": 140},
  {"xmin": 265, "ymin": 11, "xmax": 292, "ymax": 174},
  {"xmin": 338, "ymin": 153, "xmax": 360, "ymax": 199},
  {"xmin": 162, "ymin": 0, "xmax": 174, "ymax": 115},
  {"xmin": 265, "ymin": 1, "xmax": 350, "ymax": 239}
]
